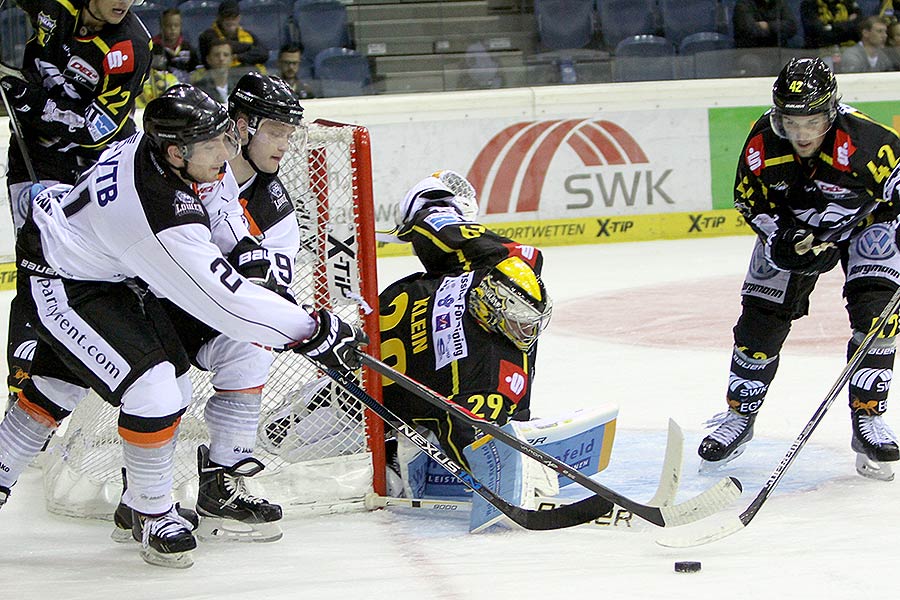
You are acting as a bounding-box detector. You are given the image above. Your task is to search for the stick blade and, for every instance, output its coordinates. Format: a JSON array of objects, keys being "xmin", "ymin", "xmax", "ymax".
[
  {"xmin": 659, "ymin": 476, "xmax": 742, "ymax": 527},
  {"xmin": 647, "ymin": 418, "xmax": 684, "ymax": 507},
  {"xmin": 655, "ymin": 511, "xmax": 746, "ymax": 548}
]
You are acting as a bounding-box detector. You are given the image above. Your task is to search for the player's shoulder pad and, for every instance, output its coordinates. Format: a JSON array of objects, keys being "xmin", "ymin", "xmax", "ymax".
[{"xmin": 137, "ymin": 138, "xmax": 211, "ymax": 234}]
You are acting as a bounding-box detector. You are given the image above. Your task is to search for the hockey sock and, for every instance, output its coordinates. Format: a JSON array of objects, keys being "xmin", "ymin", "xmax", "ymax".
[
  {"xmin": 726, "ymin": 346, "xmax": 779, "ymax": 414},
  {"xmin": 0, "ymin": 399, "xmax": 56, "ymax": 488},
  {"xmin": 121, "ymin": 435, "xmax": 178, "ymax": 516},
  {"xmin": 848, "ymin": 330, "xmax": 896, "ymax": 415},
  {"xmin": 205, "ymin": 391, "xmax": 262, "ymax": 467}
]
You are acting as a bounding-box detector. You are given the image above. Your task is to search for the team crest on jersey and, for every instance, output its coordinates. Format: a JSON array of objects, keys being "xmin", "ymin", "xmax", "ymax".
[
  {"xmin": 173, "ymin": 191, "xmax": 204, "ymax": 217},
  {"xmin": 104, "ymin": 41, "xmax": 136, "ymax": 75},
  {"xmin": 497, "ymin": 360, "xmax": 527, "ymax": 403},
  {"xmin": 36, "ymin": 12, "xmax": 56, "ymax": 46},
  {"xmin": 856, "ymin": 224, "xmax": 896, "ymax": 260},
  {"xmin": 267, "ymin": 180, "xmax": 289, "ymax": 211}
]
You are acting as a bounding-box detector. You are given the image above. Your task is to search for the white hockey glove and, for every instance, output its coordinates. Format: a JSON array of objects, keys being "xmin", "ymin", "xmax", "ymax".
[{"xmin": 293, "ymin": 308, "xmax": 368, "ymax": 373}]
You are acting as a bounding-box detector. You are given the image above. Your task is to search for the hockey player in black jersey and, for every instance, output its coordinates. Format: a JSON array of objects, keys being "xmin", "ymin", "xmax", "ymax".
[
  {"xmin": 2, "ymin": 0, "xmax": 152, "ymax": 405},
  {"xmin": 0, "ymin": 85, "xmax": 366, "ymax": 567},
  {"xmin": 698, "ymin": 58, "xmax": 900, "ymax": 481}
]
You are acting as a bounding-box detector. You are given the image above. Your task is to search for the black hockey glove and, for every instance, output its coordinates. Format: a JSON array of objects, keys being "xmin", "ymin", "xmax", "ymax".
[
  {"xmin": 0, "ymin": 76, "xmax": 44, "ymax": 121},
  {"xmin": 293, "ymin": 308, "xmax": 369, "ymax": 373},
  {"xmin": 768, "ymin": 227, "xmax": 839, "ymax": 275},
  {"xmin": 228, "ymin": 237, "xmax": 270, "ymax": 282}
]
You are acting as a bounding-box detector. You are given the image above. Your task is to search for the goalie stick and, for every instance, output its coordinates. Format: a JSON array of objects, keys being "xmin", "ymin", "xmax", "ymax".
[
  {"xmin": 657, "ymin": 284, "xmax": 900, "ymax": 548},
  {"xmin": 359, "ymin": 353, "xmax": 743, "ymax": 527},
  {"xmin": 369, "ymin": 418, "xmax": 686, "ymax": 531},
  {"xmin": 318, "ymin": 364, "xmax": 616, "ymax": 531}
]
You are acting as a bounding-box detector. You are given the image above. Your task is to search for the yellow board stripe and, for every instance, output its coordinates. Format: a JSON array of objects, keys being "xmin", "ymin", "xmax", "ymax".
[{"xmin": 0, "ymin": 262, "xmax": 16, "ymax": 292}]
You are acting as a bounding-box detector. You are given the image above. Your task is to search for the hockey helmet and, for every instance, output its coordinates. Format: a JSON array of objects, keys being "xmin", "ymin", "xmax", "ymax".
[
  {"xmin": 228, "ymin": 72, "xmax": 305, "ymax": 135},
  {"xmin": 468, "ymin": 256, "xmax": 552, "ymax": 351},
  {"xmin": 143, "ymin": 84, "xmax": 239, "ymax": 159},
  {"xmin": 770, "ymin": 58, "xmax": 838, "ymax": 138}
]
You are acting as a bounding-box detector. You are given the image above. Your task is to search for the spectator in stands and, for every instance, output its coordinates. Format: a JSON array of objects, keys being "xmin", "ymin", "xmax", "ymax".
[
  {"xmin": 885, "ymin": 19, "xmax": 900, "ymax": 64},
  {"xmin": 879, "ymin": 0, "xmax": 900, "ymax": 17},
  {"xmin": 841, "ymin": 15, "xmax": 896, "ymax": 71},
  {"xmin": 136, "ymin": 54, "xmax": 182, "ymax": 108},
  {"xmin": 801, "ymin": 0, "xmax": 861, "ymax": 48},
  {"xmin": 277, "ymin": 44, "xmax": 316, "ymax": 99},
  {"xmin": 193, "ymin": 38, "xmax": 256, "ymax": 104},
  {"xmin": 199, "ymin": 0, "xmax": 268, "ymax": 71},
  {"xmin": 733, "ymin": 0, "xmax": 798, "ymax": 48},
  {"xmin": 151, "ymin": 8, "xmax": 201, "ymax": 83}
]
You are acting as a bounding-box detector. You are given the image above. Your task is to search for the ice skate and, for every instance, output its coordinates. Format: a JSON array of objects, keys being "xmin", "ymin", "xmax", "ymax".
[
  {"xmin": 111, "ymin": 468, "xmax": 198, "ymax": 542},
  {"xmin": 0, "ymin": 485, "xmax": 9, "ymax": 509},
  {"xmin": 698, "ymin": 410, "xmax": 756, "ymax": 472},
  {"xmin": 196, "ymin": 444, "xmax": 283, "ymax": 542},
  {"xmin": 851, "ymin": 412, "xmax": 899, "ymax": 482},
  {"xmin": 132, "ymin": 505, "xmax": 197, "ymax": 569}
]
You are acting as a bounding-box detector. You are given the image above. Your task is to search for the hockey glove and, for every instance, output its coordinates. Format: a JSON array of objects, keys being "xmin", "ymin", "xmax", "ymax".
[
  {"xmin": 0, "ymin": 76, "xmax": 44, "ymax": 120},
  {"xmin": 767, "ymin": 227, "xmax": 839, "ymax": 275},
  {"xmin": 293, "ymin": 308, "xmax": 369, "ymax": 373},
  {"xmin": 228, "ymin": 237, "xmax": 270, "ymax": 282}
]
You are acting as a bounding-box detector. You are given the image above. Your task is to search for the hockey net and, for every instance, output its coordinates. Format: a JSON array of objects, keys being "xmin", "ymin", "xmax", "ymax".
[{"xmin": 41, "ymin": 120, "xmax": 386, "ymax": 519}]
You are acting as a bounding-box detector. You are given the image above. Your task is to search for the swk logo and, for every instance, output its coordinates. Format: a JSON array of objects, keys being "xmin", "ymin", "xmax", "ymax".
[{"xmin": 466, "ymin": 119, "xmax": 670, "ymax": 214}]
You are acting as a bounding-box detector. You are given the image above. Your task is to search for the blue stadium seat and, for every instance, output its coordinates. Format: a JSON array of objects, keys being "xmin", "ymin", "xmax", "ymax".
[
  {"xmin": 659, "ymin": 0, "xmax": 719, "ymax": 46},
  {"xmin": 535, "ymin": 0, "xmax": 595, "ymax": 51},
  {"xmin": 0, "ymin": 6, "xmax": 32, "ymax": 69},
  {"xmin": 679, "ymin": 31, "xmax": 734, "ymax": 54},
  {"xmin": 680, "ymin": 31, "xmax": 736, "ymax": 78},
  {"xmin": 613, "ymin": 34, "xmax": 676, "ymax": 82},
  {"xmin": 132, "ymin": 2, "xmax": 167, "ymax": 39},
  {"xmin": 293, "ymin": 0, "xmax": 351, "ymax": 78},
  {"xmin": 313, "ymin": 47, "xmax": 371, "ymax": 97},
  {"xmin": 178, "ymin": 0, "xmax": 219, "ymax": 52},
  {"xmin": 599, "ymin": 0, "xmax": 660, "ymax": 51},
  {"xmin": 238, "ymin": 0, "xmax": 292, "ymax": 63},
  {"xmin": 857, "ymin": 0, "xmax": 883, "ymax": 15}
]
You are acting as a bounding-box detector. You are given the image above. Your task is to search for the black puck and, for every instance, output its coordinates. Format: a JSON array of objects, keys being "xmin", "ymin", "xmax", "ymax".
[{"xmin": 674, "ymin": 561, "xmax": 701, "ymax": 573}]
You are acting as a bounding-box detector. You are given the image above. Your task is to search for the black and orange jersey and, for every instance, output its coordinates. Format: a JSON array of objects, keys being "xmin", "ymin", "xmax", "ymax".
[
  {"xmin": 396, "ymin": 205, "xmax": 543, "ymax": 276},
  {"xmin": 379, "ymin": 270, "xmax": 535, "ymax": 460},
  {"xmin": 236, "ymin": 171, "xmax": 300, "ymax": 287},
  {"xmin": 735, "ymin": 104, "xmax": 900, "ymax": 243},
  {"xmin": 8, "ymin": 0, "xmax": 151, "ymax": 184}
]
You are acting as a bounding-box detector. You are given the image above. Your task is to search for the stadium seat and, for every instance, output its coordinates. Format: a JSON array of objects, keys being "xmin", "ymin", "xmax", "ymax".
[
  {"xmin": 613, "ymin": 34, "xmax": 676, "ymax": 82},
  {"xmin": 857, "ymin": 0, "xmax": 883, "ymax": 15},
  {"xmin": 679, "ymin": 31, "xmax": 734, "ymax": 54},
  {"xmin": 178, "ymin": 0, "xmax": 219, "ymax": 52},
  {"xmin": 238, "ymin": 0, "xmax": 292, "ymax": 64},
  {"xmin": 313, "ymin": 47, "xmax": 371, "ymax": 97},
  {"xmin": 659, "ymin": 0, "xmax": 719, "ymax": 46},
  {"xmin": 0, "ymin": 6, "xmax": 32, "ymax": 69},
  {"xmin": 599, "ymin": 0, "xmax": 660, "ymax": 50},
  {"xmin": 680, "ymin": 32, "xmax": 736, "ymax": 78},
  {"xmin": 293, "ymin": 0, "xmax": 351, "ymax": 79},
  {"xmin": 534, "ymin": 0, "xmax": 595, "ymax": 51}
]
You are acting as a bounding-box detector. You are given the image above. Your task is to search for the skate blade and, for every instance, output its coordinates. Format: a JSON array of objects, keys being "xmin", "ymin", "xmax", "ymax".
[
  {"xmin": 110, "ymin": 526, "xmax": 134, "ymax": 544},
  {"xmin": 855, "ymin": 453, "xmax": 895, "ymax": 482},
  {"xmin": 139, "ymin": 546, "xmax": 194, "ymax": 569},
  {"xmin": 196, "ymin": 517, "xmax": 283, "ymax": 543},
  {"xmin": 698, "ymin": 445, "xmax": 747, "ymax": 474}
]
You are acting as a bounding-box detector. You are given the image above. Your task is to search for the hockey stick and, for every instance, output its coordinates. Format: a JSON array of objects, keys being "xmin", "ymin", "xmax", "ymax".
[
  {"xmin": 317, "ymin": 364, "xmax": 616, "ymax": 531},
  {"xmin": 658, "ymin": 284, "xmax": 900, "ymax": 548},
  {"xmin": 359, "ymin": 353, "xmax": 742, "ymax": 527},
  {"xmin": 0, "ymin": 80, "xmax": 39, "ymax": 185},
  {"xmin": 369, "ymin": 417, "xmax": 686, "ymax": 529}
]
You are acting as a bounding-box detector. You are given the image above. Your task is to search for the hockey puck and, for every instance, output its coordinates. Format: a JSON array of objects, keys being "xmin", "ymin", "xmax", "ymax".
[{"xmin": 674, "ymin": 561, "xmax": 701, "ymax": 573}]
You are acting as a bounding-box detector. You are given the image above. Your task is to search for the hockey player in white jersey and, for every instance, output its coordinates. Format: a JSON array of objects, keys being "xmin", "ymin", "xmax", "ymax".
[
  {"xmin": 0, "ymin": 85, "xmax": 366, "ymax": 568},
  {"xmin": 110, "ymin": 74, "xmax": 308, "ymax": 543}
]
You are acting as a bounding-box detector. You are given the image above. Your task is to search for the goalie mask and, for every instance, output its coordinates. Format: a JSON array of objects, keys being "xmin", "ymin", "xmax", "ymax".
[
  {"xmin": 769, "ymin": 57, "xmax": 838, "ymax": 142},
  {"xmin": 468, "ymin": 256, "xmax": 552, "ymax": 351},
  {"xmin": 431, "ymin": 169, "xmax": 479, "ymax": 221}
]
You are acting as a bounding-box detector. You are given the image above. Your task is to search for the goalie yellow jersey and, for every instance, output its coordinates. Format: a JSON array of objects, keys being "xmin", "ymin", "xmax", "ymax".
[{"xmin": 379, "ymin": 269, "xmax": 537, "ymax": 457}]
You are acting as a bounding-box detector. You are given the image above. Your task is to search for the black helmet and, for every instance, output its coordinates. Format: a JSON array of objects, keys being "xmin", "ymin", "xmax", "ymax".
[
  {"xmin": 772, "ymin": 57, "xmax": 838, "ymax": 118},
  {"xmin": 144, "ymin": 84, "xmax": 234, "ymax": 153},
  {"xmin": 228, "ymin": 72, "xmax": 304, "ymax": 134}
]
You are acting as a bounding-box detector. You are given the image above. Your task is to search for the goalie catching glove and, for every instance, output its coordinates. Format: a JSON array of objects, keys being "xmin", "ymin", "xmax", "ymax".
[
  {"xmin": 767, "ymin": 227, "xmax": 838, "ymax": 275},
  {"xmin": 293, "ymin": 308, "xmax": 369, "ymax": 373}
]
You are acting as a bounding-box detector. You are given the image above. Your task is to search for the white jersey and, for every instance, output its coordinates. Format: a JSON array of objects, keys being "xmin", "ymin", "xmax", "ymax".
[{"xmin": 28, "ymin": 132, "xmax": 317, "ymax": 348}]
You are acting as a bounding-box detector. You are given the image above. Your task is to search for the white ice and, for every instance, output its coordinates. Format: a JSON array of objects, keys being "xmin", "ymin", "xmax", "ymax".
[{"xmin": 2, "ymin": 236, "xmax": 898, "ymax": 599}]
